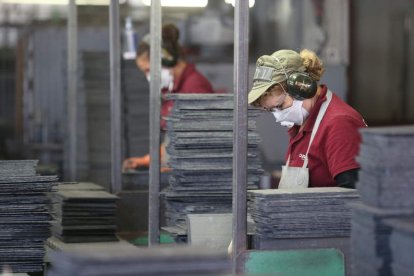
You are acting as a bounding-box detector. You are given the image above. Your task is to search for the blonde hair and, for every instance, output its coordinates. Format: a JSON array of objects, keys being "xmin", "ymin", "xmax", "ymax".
[{"xmin": 300, "ymin": 49, "xmax": 325, "ymax": 81}]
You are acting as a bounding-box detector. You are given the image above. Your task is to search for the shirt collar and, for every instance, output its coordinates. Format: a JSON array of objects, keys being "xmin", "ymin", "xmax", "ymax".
[{"xmin": 172, "ymin": 63, "xmax": 195, "ymax": 92}]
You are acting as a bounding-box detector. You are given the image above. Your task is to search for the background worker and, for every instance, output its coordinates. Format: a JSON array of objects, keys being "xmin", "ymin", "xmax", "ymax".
[
  {"xmin": 248, "ymin": 49, "xmax": 367, "ymax": 189},
  {"xmin": 122, "ymin": 24, "xmax": 214, "ymax": 171}
]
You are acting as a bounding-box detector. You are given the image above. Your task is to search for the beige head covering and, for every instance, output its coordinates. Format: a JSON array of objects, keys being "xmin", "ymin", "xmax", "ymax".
[{"xmin": 248, "ymin": 49, "xmax": 305, "ymax": 104}]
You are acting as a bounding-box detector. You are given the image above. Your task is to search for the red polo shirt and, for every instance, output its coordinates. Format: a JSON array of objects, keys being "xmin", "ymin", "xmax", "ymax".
[
  {"xmin": 161, "ymin": 64, "xmax": 214, "ymax": 130},
  {"xmin": 286, "ymin": 85, "xmax": 367, "ymax": 187}
]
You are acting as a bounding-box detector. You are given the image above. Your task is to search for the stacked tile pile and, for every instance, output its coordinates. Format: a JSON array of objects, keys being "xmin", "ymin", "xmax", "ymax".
[
  {"xmin": 47, "ymin": 245, "xmax": 231, "ymax": 276},
  {"xmin": 77, "ymin": 54, "xmax": 150, "ymax": 189},
  {"xmin": 79, "ymin": 52, "xmax": 111, "ymax": 188},
  {"xmin": 248, "ymin": 187, "xmax": 359, "ymax": 239},
  {"xmin": 122, "ymin": 60, "xmax": 150, "ymax": 159},
  {"xmin": 351, "ymin": 126, "xmax": 414, "ymax": 276},
  {"xmin": 384, "ymin": 217, "xmax": 414, "ymax": 276},
  {"xmin": 50, "ymin": 182, "xmax": 118, "ymax": 243},
  {"xmin": 164, "ymin": 94, "xmax": 263, "ymax": 228},
  {"xmin": 0, "ymin": 160, "xmax": 57, "ymax": 273}
]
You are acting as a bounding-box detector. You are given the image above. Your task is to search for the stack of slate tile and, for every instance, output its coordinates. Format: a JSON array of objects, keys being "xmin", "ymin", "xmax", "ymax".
[
  {"xmin": 122, "ymin": 60, "xmax": 150, "ymax": 158},
  {"xmin": 80, "ymin": 52, "xmax": 111, "ymax": 190},
  {"xmin": 79, "ymin": 54, "xmax": 150, "ymax": 190},
  {"xmin": 351, "ymin": 126, "xmax": 414, "ymax": 276},
  {"xmin": 0, "ymin": 160, "xmax": 57, "ymax": 273},
  {"xmin": 248, "ymin": 187, "xmax": 359, "ymax": 239},
  {"xmin": 163, "ymin": 94, "xmax": 263, "ymax": 228},
  {"xmin": 50, "ymin": 182, "xmax": 118, "ymax": 243},
  {"xmin": 351, "ymin": 203, "xmax": 414, "ymax": 276},
  {"xmin": 384, "ymin": 217, "xmax": 414, "ymax": 276},
  {"xmin": 356, "ymin": 126, "xmax": 414, "ymax": 209},
  {"xmin": 55, "ymin": 182, "xmax": 105, "ymax": 192},
  {"xmin": 47, "ymin": 245, "xmax": 231, "ymax": 276}
]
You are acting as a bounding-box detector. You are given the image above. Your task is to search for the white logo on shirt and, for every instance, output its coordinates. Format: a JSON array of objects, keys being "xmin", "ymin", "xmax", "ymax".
[{"xmin": 299, "ymin": 153, "xmax": 306, "ymax": 161}]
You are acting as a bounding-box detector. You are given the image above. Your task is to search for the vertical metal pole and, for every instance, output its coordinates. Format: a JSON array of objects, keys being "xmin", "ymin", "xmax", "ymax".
[
  {"xmin": 109, "ymin": 0, "xmax": 122, "ymax": 193},
  {"xmin": 232, "ymin": 0, "xmax": 249, "ymax": 274},
  {"xmin": 67, "ymin": 0, "xmax": 78, "ymax": 181},
  {"xmin": 400, "ymin": 14, "xmax": 411, "ymax": 121},
  {"xmin": 148, "ymin": 0, "xmax": 162, "ymax": 246}
]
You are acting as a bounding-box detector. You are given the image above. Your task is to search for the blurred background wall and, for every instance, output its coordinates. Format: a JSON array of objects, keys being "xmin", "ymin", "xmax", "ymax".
[{"xmin": 0, "ymin": 0, "xmax": 413, "ymax": 188}]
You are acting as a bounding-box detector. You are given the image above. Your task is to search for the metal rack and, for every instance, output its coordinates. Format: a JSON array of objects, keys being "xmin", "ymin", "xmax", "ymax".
[{"xmin": 67, "ymin": 0, "xmax": 250, "ymax": 272}]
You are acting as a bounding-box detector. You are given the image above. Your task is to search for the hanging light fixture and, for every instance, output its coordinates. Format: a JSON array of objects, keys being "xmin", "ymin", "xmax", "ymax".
[
  {"xmin": 1, "ymin": 0, "xmax": 127, "ymax": 5},
  {"xmin": 141, "ymin": 0, "xmax": 208, "ymax": 8},
  {"xmin": 224, "ymin": 0, "xmax": 255, "ymax": 8}
]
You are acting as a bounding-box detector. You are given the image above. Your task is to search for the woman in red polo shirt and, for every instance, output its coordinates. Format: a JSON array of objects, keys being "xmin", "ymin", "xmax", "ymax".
[
  {"xmin": 123, "ymin": 24, "xmax": 214, "ymax": 171},
  {"xmin": 248, "ymin": 49, "xmax": 367, "ymax": 188}
]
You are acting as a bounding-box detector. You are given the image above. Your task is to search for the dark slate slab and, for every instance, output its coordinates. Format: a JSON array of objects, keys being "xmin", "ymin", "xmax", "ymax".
[
  {"xmin": 0, "ymin": 160, "xmax": 56, "ymax": 273},
  {"xmin": 248, "ymin": 188, "xmax": 359, "ymax": 239},
  {"xmin": 384, "ymin": 217, "xmax": 414, "ymax": 274},
  {"xmin": 47, "ymin": 245, "xmax": 231, "ymax": 276}
]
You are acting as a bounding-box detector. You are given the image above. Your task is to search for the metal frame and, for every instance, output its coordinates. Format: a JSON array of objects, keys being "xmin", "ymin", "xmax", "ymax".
[
  {"xmin": 232, "ymin": 0, "xmax": 250, "ymax": 273},
  {"xmin": 148, "ymin": 0, "xmax": 162, "ymax": 246},
  {"xmin": 109, "ymin": 0, "xmax": 122, "ymax": 193},
  {"xmin": 106, "ymin": 0, "xmax": 249, "ymax": 262},
  {"xmin": 67, "ymin": 0, "xmax": 77, "ymax": 181},
  {"xmin": 107, "ymin": 0, "xmax": 162, "ymax": 244},
  {"xmin": 66, "ymin": 0, "xmax": 162, "ymax": 246},
  {"xmin": 68, "ymin": 1, "xmax": 122, "ymax": 191}
]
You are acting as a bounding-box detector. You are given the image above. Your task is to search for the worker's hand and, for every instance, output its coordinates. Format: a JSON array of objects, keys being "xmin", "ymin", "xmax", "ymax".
[
  {"xmin": 122, "ymin": 146, "xmax": 172, "ymax": 173},
  {"xmin": 122, "ymin": 155, "xmax": 150, "ymax": 172},
  {"xmin": 122, "ymin": 158, "xmax": 138, "ymax": 172}
]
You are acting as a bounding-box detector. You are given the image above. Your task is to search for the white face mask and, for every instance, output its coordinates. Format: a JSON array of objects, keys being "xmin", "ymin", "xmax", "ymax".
[
  {"xmin": 145, "ymin": 68, "xmax": 174, "ymax": 91},
  {"xmin": 272, "ymin": 100, "xmax": 309, "ymax": 128}
]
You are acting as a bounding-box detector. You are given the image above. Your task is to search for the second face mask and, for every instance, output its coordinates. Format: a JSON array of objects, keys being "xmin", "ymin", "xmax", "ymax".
[{"xmin": 146, "ymin": 68, "xmax": 174, "ymax": 91}]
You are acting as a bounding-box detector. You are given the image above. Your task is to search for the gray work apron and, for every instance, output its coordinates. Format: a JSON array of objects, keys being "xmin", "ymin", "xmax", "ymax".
[{"xmin": 278, "ymin": 90, "xmax": 333, "ymax": 189}]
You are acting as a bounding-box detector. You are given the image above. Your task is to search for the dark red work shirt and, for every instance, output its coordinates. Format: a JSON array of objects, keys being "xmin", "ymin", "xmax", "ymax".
[
  {"xmin": 161, "ymin": 63, "xmax": 214, "ymax": 129},
  {"xmin": 286, "ymin": 85, "xmax": 367, "ymax": 187}
]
